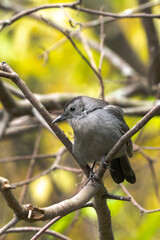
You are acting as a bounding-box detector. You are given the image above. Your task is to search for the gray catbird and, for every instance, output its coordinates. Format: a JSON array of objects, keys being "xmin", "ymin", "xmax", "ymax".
[{"xmin": 53, "ymin": 96, "xmax": 136, "ymax": 184}]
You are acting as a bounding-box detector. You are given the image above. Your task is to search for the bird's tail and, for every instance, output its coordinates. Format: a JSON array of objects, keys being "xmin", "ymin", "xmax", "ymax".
[{"xmin": 110, "ymin": 156, "xmax": 136, "ymax": 184}]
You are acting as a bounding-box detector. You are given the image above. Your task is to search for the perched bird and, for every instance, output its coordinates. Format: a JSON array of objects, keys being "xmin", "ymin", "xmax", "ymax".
[{"xmin": 53, "ymin": 96, "xmax": 136, "ymax": 184}]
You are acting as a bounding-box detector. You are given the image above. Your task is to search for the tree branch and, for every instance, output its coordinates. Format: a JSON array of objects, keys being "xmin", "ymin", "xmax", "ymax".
[
  {"xmin": 0, "ymin": 111, "xmax": 11, "ymax": 138},
  {"xmin": 0, "ymin": 176, "xmax": 99, "ymax": 222},
  {"xmin": 0, "ymin": 78, "xmax": 18, "ymax": 113},
  {"xmin": 19, "ymin": 128, "xmax": 42, "ymax": 203},
  {"xmin": 0, "ymin": 63, "xmax": 72, "ymax": 152},
  {"xmin": 139, "ymin": 0, "xmax": 159, "ymax": 58},
  {"xmin": 1, "ymin": 1, "xmax": 160, "ymax": 32},
  {"xmin": 120, "ymin": 184, "xmax": 160, "ymax": 214},
  {"xmin": 74, "ymin": 6, "xmax": 160, "ymax": 19},
  {"xmin": 5, "ymin": 227, "xmax": 71, "ymax": 240},
  {"xmin": 0, "ymin": 177, "xmax": 26, "ymax": 218},
  {"xmin": 0, "ymin": 217, "xmax": 19, "ymax": 236},
  {"xmin": 1, "ymin": 62, "xmax": 160, "ymax": 240},
  {"xmin": 0, "ymin": 1, "xmax": 80, "ymax": 31},
  {"xmin": 31, "ymin": 216, "xmax": 62, "ymax": 240},
  {"xmin": 93, "ymin": 184, "xmax": 114, "ymax": 240},
  {"xmin": 0, "ymin": 62, "xmax": 90, "ymax": 177}
]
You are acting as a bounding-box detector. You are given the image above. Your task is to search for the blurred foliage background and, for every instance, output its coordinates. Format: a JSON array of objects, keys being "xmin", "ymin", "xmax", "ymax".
[{"xmin": 0, "ymin": 0, "xmax": 160, "ymax": 239}]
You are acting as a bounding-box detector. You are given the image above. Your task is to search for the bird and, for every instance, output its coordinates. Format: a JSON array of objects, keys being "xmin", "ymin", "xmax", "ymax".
[{"xmin": 53, "ymin": 96, "xmax": 136, "ymax": 184}]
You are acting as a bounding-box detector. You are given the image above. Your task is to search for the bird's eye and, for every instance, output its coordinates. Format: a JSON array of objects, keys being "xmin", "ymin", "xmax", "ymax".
[{"xmin": 70, "ymin": 106, "xmax": 75, "ymax": 111}]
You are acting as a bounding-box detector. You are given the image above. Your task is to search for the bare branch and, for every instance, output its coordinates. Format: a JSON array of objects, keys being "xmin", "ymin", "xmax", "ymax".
[
  {"xmin": 79, "ymin": 33, "xmax": 97, "ymax": 70},
  {"xmin": 13, "ymin": 147, "xmax": 66, "ymax": 187},
  {"xmin": 79, "ymin": 33, "xmax": 105, "ymax": 100},
  {"xmin": 83, "ymin": 37, "xmax": 139, "ymax": 78},
  {"xmin": 98, "ymin": 7, "xmax": 105, "ymax": 75},
  {"xmin": 105, "ymin": 192, "xmax": 131, "ymax": 202},
  {"xmin": 3, "ymin": 82, "xmax": 25, "ymax": 99},
  {"xmin": 19, "ymin": 128, "xmax": 42, "ymax": 203},
  {"xmin": 74, "ymin": 6, "xmax": 160, "ymax": 19},
  {"xmin": 0, "ymin": 177, "xmax": 26, "ymax": 217},
  {"xmin": 6, "ymin": 226, "xmax": 71, "ymax": 240},
  {"xmin": 41, "ymin": 17, "xmax": 104, "ymax": 96},
  {"xmin": 139, "ymin": 0, "xmax": 159, "ymax": 58},
  {"xmin": 1, "ymin": 3, "xmax": 140, "ymax": 79},
  {"xmin": 41, "ymin": 181, "xmax": 99, "ymax": 220},
  {"xmin": 83, "ymin": 0, "xmax": 160, "ymax": 28},
  {"xmin": 0, "ymin": 62, "xmax": 73, "ymax": 161},
  {"xmin": 120, "ymin": 184, "xmax": 160, "ymax": 214},
  {"xmin": 0, "ymin": 217, "xmax": 19, "ymax": 236},
  {"xmin": 5, "ymin": 227, "xmax": 71, "ymax": 240},
  {"xmin": 93, "ymin": 184, "xmax": 114, "ymax": 240},
  {"xmin": 31, "ymin": 216, "xmax": 62, "ymax": 240},
  {"xmin": 2, "ymin": 123, "xmax": 39, "ymax": 139},
  {"xmin": 0, "ymin": 111, "xmax": 11, "ymax": 138},
  {"xmin": 139, "ymin": 150, "xmax": 160, "ymax": 204},
  {"xmin": 0, "ymin": 1, "xmax": 80, "ymax": 31},
  {"xmin": 0, "ymin": 176, "xmax": 100, "ymax": 222},
  {"xmin": 0, "ymin": 153, "xmax": 56, "ymax": 164},
  {"xmin": 0, "ymin": 78, "xmax": 17, "ymax": 113},
  {"xmin": 137, "ymin": 146, "xmax": 160, "ymax": 151},
  {"xmin": 1, "ymin": 1, "xmax": 160, "ymax": 32}
]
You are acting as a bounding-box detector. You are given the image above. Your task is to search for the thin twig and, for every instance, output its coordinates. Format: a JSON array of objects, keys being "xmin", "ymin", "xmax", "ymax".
[
  {"xmin": 0, "ymin": 1, "xmax": 80, "ymax": 31},
  {"xmin": 39, "ymin": 37, "xmax": 69, "ymax": 65},
  {"xmin": 5, "ymin": 227, "xmax": 71, "ymax": 240},
  {"xmin": 0, "ymin": 153, "xmax": 56, "ymax": 164},
  {"xmin": 4, "ymin": 82, "xmax": 25, "ymax": 99},
  {"xmin": 139, "ymin": 150, "xmax": 160, "ymax": 204},
  {"xmin": 83, "ymin": 0, "xmax": 160, "ymax": 28},
  {"xmin": 120, "ymin": 184, "xmax": 160, "ymax": 214},
  {"xmin": 13, "ymin": 147, "xmax": 66, "ymax": 187},
  {"xmin": 138, "ymin": 0, "xmax": 159, "ymax": 58},
  {"xmin": 31, "ymin": 216, "xmax": 62, "ymax": 240},
  {"xmin": 19, "ymin": 127, "xmax": 42, "ymax": 203},
  {"xmin": 0, "ymin": 111, "xmax": 11, "ymax": 138},
  {"xmin": 41, "ymin": 17, "xmax": 105, "ymax": 97},
  {"xmin": 0, "ymin": 216, "xmax": 19, "ymax": 236},
  {"xmin": 1, "ymin": 2, "xmax": 138, "ymax": 79},
  {"xmin": 0, "ymin": 78, "xmax": 18, "ymax": 112},
  {"xmin": 98, "ymin": 6, "xmax": 105, "ymax": 100},
  {"xmin": 79, "ymin": 33, "xmax": 97, "ymax": 70},
  {"xmin": 0, "ymin": 62, "xmax": 91, "ymax": 176},
  {"xmin": 57, "ymin": 165, "xmax": 82, "ymax": 173},
  {"xmin": 139, "ymin": 146, "xmax": 160, "ymax": 150},
  {"xmin": 0, "ymin": 62, "xmax": 73, "ymax": 157},
  {"xmin": 74, "ymin": 6, "xmax": 160, "ymax": 19},
  {"xmin": 60, "ymin": 4, "xmax": 81, "ymax": 28},
  {"xmin": 64, "ymin": 211, "xmax": 80, "ymax": 235},
  {"xmin": 98, "ymin": 6, "xmax": 105, "ymax": 75},
  {"xmin": 105, "ymin": 192, "xmax": 131, "ymax": 202},
  {"xmin": 1, "ymin": 1, "xmax": 160, "ymax": 32},
  {"xmin": 83, "ymin": 37, "xmax": 138, "ymax": 78}
]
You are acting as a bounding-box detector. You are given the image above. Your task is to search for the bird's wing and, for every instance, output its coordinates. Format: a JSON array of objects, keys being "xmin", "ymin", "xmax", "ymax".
[{"xmin": 104, "ymin": 105, "xmax": 133, "ymax": 157}]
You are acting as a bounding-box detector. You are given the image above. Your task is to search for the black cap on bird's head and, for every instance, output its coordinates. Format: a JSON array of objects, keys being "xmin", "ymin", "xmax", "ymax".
[{"xmin": 52, "ymin": 96, "xmax": 85, "ymax": 124}]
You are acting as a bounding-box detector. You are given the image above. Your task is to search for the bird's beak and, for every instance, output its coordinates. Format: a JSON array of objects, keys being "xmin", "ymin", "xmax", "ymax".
[{"xmin": 52, "ymin": 114, "xmax": 67, "ymax": 124}]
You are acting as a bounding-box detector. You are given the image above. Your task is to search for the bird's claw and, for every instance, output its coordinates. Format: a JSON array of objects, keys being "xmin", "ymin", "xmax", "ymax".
[
  {"xmin": 85, "ymin": 162, "xmax": 96, "ymax": 185},
  {"xmin": 101, "ymin": 156, "xmax": 112, "ymax": 170}
]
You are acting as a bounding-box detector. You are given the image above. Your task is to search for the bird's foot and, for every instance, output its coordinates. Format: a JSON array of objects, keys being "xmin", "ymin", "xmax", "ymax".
[
  {"xmin": 85, "ymin": 161, "xmax": 96, "ymax": 185},
  {"xmin": 101, "ymin": 156, "xmax": 112, "ymax": 170}
]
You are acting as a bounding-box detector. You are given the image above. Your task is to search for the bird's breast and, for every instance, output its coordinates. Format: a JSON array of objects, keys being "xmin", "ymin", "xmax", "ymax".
[{"xmin": 72, "ymin": 111, "xmax": 126, "ymax": 165}]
